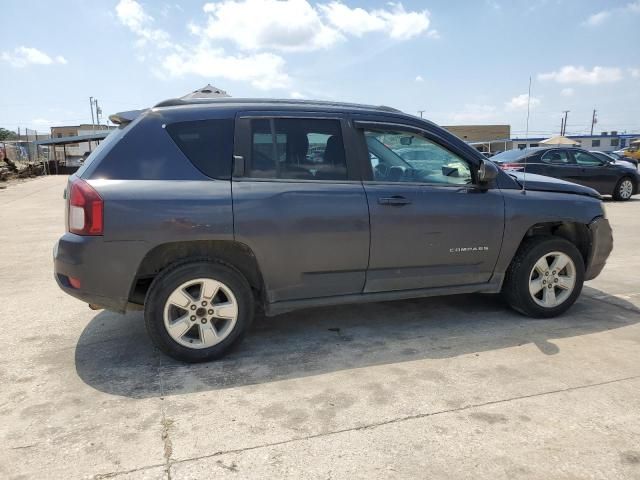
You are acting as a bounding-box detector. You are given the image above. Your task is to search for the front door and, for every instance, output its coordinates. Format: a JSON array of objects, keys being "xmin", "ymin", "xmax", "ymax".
[
  {"xmin": 232, "ymin": 114, "xmax": 370, "ymax": 303},
  {"xmin": 570, "ymin": 150, "xmax": 617, "ymax": 193},
  {"xmin": 354, "ymin": 120, "xmax": 505, "ymax": 293}
]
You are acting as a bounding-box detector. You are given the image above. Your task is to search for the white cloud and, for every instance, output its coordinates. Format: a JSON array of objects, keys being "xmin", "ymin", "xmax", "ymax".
[
  {"xmin": 319, "ymin": 1, "xmax": 431, "ymax": 41},
  {"xmin": 584, "ymin": 11, "xmax": 610, "ymax": 26},
  {"xmin": 162, "ymin": 46, "xmax": 290, "ymax": 89},
  {"xmin": 290, "ymin": 91, "xmax": 305, "ymax": 99},
  {"xmin": 560, "ymin": 87, "xmax": 574, "ymax": 97},
  {"xmin": 114, "ymin": 0, "xmax": 434, "ymax": 91},
  {"xmin": 538, "ymin": 65, "xmax": 623, "ymax": 85},
  {"xmin": 371, "ymin": 2, "xmax": 431, "ymax": 40},
  {"xmin": 450, "ymin": 104, "xmax": 498, "ymax": 123},
  {"xmin": 115, "ymin": 0, "xmax": 289, "ymax": 89},
  {"xmin": 115, "ymin": 0, "xmax": 171, "ymax": 48},
  {"xmin": 505, "ymin": 93, "xmax": 540, "ymax": 111},
  {"xmin": 1, "ymin": 46, "xmax": 68, "ymax": 68},
  {"xmin": 583, "ymin": 1, "xmax": 640, "ymax": 26},
  {"xmin": 426, "ymin": 29, "xmax": 440, "ymax": 39},
  {"xmin": 630, "ymin": 68, "xmax": 640, "ymax": 78},
  {"xmin": 317, "ymin": 1, "xmax": 385, "ymax": 37},
  {"xmin": 415, "ymin": 75, "xmax": 424, "ymax": 82},
  {"xmin": 203, "ymin": 0, "xmax": 341, "ymax": 51},
  {"xmin": 197, "ymin": 0, "xmax": 432, "ymax": 52}
]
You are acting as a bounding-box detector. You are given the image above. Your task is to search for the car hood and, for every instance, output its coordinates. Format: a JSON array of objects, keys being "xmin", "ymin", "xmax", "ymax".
[{"xmin": 508, "ymin": 172, "xmax": 601, "ymax": 199}]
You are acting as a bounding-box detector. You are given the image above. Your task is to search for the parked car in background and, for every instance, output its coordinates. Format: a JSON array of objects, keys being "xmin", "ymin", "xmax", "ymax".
[
  {"xmin": 54, "ymin": 98, "xmax": 613, "ymax": 362},
  {"xmin": 615, "ymin": 143, "xmax": 640, "ymax": 163},
  {"xmin": 590, "ymin": 150, "xmax": 638, "ymax": 170},
  {"xmin": 492, "ymin": 146, "xmax": 640, "ymax": 201}
]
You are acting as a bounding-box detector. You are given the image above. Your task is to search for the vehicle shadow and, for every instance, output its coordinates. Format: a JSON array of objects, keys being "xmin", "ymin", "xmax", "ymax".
[{"xmin": 75, "ymin": 287, "xmax": 639, "ymax": 398}]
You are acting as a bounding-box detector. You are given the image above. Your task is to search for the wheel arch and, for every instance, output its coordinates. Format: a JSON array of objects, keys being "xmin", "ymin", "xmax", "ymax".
[
  {"xmin": 129, "ymin": 240, "xmax": 266, "ymax": 306},
  {"xmin": 519, "ymin": 221, "xmax": 591, "ymax": 267}
]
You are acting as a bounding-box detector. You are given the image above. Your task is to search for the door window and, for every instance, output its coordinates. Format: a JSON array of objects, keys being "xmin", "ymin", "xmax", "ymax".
[
  {"xmin": 541, "ymin": 150, "xmax": 571, "ymax": 164},
  {"xmin": 573, "ymin": 151, "xmax": 604, "ymax": 166},
  {"xmin": 363, "ymin": 130, "xmax": 472, "ymax": 185},
  {"xmin": 248, "ymin": 118, "xmax": 347, "ymax": 180}
]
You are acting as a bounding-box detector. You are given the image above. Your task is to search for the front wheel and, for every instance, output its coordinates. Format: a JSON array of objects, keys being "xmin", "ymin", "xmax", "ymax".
[
  {"xmin": 502, "ymin": 237, "xmax": 585, "ymax": 318},
  {"xmin": 144, "ymin": 261, "xmax": 254, "ymax": 362},
  {"xmin": 613, "ymin": 177, "xmax": 635, "ymax": 201}
]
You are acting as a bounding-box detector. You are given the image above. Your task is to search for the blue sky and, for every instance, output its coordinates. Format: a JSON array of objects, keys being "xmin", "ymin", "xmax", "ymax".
[{"xmin": 1, "ymin": 0, "xmax": 639, "ymax": 138}]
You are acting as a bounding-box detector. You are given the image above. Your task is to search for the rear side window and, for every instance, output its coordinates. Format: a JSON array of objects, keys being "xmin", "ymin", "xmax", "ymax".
[
  {"xmin": 166, "ymin": 119, "xmax": 233, "ymax": 179},
  {"xmin": 247, "ymin": 118, "xmax": 347, "ymax": 180}
]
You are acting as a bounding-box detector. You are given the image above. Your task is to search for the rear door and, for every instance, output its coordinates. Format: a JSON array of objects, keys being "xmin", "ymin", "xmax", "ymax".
[
  {"xmin": 353, "ymin": 118, "xmax": 505, "ymax": 292},
  {"xmin": 231, "ymin": 112, "xmax": 370, "ymax": 303}
]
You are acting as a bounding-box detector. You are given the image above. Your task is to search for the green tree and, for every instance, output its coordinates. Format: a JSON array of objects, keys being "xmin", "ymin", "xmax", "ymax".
[{"xmin": 0, "ymin": 128, "xmax": 18, "ymax": 141}]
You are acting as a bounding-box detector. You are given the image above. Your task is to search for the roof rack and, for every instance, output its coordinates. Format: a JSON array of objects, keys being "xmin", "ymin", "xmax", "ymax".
[{"xmin": 152, "ymin": 97, "xmax": 403, "ymax": 113}]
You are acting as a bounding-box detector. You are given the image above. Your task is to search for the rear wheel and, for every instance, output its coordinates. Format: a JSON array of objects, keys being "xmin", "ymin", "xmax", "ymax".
[
  {"xmin": 144, "ymin": 260, "xmax": 254, "ymax": 362},
  {"xmin": 613, "ymin": 177, "xmax": 634, "ymax": 201},
  {"xmin": 502, "ymin": 237, "xmax": 584, "ymax": 318}
]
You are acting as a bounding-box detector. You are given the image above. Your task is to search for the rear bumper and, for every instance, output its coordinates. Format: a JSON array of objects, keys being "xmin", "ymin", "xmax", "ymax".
[
  {"xmin": 585, "ymin": 216, "xmax": 613, "ymax": 281},
  {"xmin": 53, "ymin": 233, "xmax": 148, "ymax": 313}
]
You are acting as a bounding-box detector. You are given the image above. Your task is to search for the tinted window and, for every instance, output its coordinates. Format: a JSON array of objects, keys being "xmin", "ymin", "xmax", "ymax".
[
  {"xmin": 77, "ymin": 126, "xmax": 128, "ymax": 178},
  {"xmin": 364, "ymin": 130, "xmax": 472, "ymax": 185},
  {"xmin": 574, "ymin": 151, "xmax": 604, "ymax": 166},
  {"xmin": 166, "ymin": 119, "xmax": 233, "ymax": 179},
  {"xmin": 492, "ymin": 149, "xmax": 529, "ymax": 162},
  {"xmin": 541, "ymin": 150, "xmax": 571, "ymax": 164},
  {"xmin": 592, "ymin": 139, "xmax": 600, "ymax": 147},
  {"xmin": 611, "ymin": 138, "xmax": 619, "ymax": 147},
  {"xmin": 248, "ymin": 118, "xmax": 347, "ymax": 180}
]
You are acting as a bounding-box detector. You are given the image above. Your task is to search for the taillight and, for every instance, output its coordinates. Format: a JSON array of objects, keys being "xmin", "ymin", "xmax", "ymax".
[
  {"xmin": 68, "ymin": 178, "xmax": 103, "ymax": 235},
  {"xmin": 499, "ymin": 163, "xmax": 524, "ymax": 171}
]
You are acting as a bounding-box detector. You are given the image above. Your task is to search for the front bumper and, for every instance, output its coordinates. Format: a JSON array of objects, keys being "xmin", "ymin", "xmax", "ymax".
[
  {"xmin": 584, "ymin": 216, "xmax": 613, "ymax": 281},
  {"xmin": 53, "ymin": 233, "xmax": 148, "ymax": 312}
]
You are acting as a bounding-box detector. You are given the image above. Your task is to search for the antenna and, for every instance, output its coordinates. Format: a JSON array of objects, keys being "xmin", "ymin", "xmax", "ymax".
[{"xmin": 522, "ymin": 76, "xmax": 532, "ymax": 195}]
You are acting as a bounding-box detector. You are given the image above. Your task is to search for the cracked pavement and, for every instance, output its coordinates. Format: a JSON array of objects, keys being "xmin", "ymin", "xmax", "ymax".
[{"xmin": 1, "ymin": 176, "xmax": 639, "ymax": 479}]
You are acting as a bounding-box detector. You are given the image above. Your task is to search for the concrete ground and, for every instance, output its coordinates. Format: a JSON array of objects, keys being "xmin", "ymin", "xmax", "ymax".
[{"xmin": 1, "ymin": 175, "xmax": 639, "ymax": 480}]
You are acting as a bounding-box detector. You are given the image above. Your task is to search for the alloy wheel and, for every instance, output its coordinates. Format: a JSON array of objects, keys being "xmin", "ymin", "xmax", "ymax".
[
  {"xmin": 163, "ymin": 278, "xmax": 238, "ymax": 349},
  {"xmin": 528, "ymin": 251, "xmax": 576, "ymax": 308},
  {"xmin": 619, "ymin": 179, "xmax": 633, "ymax": 200}
]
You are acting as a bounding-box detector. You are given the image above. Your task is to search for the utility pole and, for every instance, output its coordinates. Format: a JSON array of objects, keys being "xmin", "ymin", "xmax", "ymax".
[
  {"xmin": 417, "ymin": 110, "xmax": 425, "ymax": 118},
  {"xmin": 560, "ymin": 117, "xmax": 564, "ymax": 136},
  {"xmin": 89, "ymin": 97, "xmax": 95, "ymax": 129},
  {"xmin": 561, "ymin": 110, "xmax": 570, "ymax": 136},
  {"xmin": 590, "ymin": 109, "xmax": 597, "ymax": 136},
  {"xmin": 94, "ymin": 99, "xmax": 102, "ymax": 127}
]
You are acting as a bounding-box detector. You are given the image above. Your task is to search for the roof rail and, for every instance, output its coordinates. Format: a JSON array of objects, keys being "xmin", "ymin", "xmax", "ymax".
[{"xmin": 151, "ymin": 97, "xmax": 404, "ymax": 113}]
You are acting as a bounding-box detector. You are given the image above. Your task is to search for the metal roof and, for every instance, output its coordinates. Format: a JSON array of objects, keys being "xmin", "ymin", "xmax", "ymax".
[{"xmin": 35, "ymin": 132, "xmax": 110, "ymax": 146}]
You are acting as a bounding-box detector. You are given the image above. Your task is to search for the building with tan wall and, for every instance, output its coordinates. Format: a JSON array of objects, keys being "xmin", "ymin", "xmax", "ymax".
[{"xmin": 442, "ymin": 125, "xmax": 511, "ymax": 153}]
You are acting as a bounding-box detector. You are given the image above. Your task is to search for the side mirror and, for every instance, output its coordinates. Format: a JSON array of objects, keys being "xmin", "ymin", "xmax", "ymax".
[
  {"xmin": 400, "ymin": 136, "xmax": 413, "ymax": 146},
  {"xmin": 478, "ymin": 159, "xmax": 498, "ymax": 185}
]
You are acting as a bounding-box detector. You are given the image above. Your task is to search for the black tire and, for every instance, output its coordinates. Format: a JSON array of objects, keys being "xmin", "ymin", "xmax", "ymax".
[
  {"xmin": 502, "ymin": 236, "xmax": 584, "ymax": 318},
  {"xmin": 612, "ymin": 176, "xmax": 635, "ymax": 201},
  {"xmin": 144, "ymin": 260, "xmax": 254, "ymax": 362}
]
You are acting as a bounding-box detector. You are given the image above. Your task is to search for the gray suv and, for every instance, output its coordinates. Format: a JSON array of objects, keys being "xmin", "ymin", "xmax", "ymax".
[{"xmin": 54, "ymin": 98, "xmax": 613, "ymax": 362}]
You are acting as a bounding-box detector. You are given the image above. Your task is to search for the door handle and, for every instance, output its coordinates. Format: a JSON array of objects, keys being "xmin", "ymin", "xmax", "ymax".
[{"xmin": 378, "ymin": 195, "xmax": 411, "ymax": 206}]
